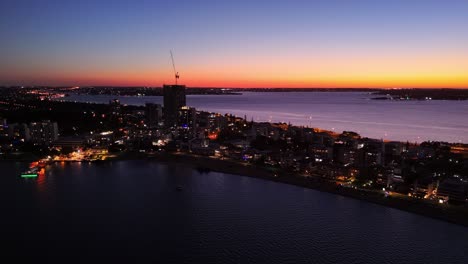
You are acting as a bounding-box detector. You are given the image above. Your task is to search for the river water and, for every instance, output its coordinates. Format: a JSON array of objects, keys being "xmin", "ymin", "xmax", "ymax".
[
  {"xmin": 59, "ymin": 92, "xmax": 468, "ymax": 143},
  {"xmin": 2, "ymin": 161, "xmax": 467, "ymax": 263}
]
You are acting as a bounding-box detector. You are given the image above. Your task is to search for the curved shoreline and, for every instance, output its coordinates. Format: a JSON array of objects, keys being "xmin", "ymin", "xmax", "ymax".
[
  {"xmin": 5, "ymin": 152, "xmax": 468, "ymax": 227},
  {"xmin": 145, "ymin": 153, "xmax": 468, "ymax": 227}
]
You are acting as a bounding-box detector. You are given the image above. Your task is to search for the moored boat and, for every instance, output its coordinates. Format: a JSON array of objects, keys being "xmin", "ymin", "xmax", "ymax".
[{"xmin": 21, "ymin": 167, "xmax": 39, "ymax": 178}]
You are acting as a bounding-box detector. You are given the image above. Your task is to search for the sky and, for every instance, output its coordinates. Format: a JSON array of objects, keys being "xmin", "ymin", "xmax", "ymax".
[{"xmin": 1, "ymin": 0, "xmax": 468, "ymax": 88}]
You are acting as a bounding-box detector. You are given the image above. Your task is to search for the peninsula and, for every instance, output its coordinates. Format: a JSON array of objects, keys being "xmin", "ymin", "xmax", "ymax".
[{"xmin": 1, "ymin": 86, "xmax": 467, "ymax": 227}]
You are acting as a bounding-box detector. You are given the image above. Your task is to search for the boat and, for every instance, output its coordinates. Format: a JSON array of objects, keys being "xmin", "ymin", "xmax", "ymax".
[
  {"xmin": 176, "ymin": 186, "xmax": 183, "ymax": 191},
  {"xmin": 21, "ymin": 167, "xmax": 39, "ymax": 178}
]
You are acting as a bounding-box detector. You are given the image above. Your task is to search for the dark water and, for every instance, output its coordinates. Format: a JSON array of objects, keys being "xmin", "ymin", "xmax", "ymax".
[
  {"xmin": 59, "ymin": 92, "xmax": 468, "ymax": 143},
  {"xmin": 2, "ymin": 161, "xmax": 467, "ymax": 263}
]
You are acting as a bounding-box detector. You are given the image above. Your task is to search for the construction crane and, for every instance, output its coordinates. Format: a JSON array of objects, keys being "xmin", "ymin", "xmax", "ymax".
[{"xmin": 170, "ymin": 50, "xmax": 179, "ymax": 85}]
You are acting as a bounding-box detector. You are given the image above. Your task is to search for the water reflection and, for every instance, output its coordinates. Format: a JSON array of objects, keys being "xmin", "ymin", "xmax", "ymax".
[
  {"xmin": 2, "ymin": 161, "xmax": 468, "ymax": 263},
  {"xmin": 58, "ymin": 92, "xmax": 468, "ymax": 143}
]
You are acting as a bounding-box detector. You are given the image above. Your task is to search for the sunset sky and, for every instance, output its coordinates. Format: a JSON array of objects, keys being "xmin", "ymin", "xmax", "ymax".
[{"xmin": 1, "ymin": 0, "xmax": 468, "ymax": 88}]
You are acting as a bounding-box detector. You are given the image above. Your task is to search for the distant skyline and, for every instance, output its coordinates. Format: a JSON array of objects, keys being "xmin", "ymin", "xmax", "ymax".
[{"xmin": 1, "ymin": 0, "xmax": 468, "ymax": 88}]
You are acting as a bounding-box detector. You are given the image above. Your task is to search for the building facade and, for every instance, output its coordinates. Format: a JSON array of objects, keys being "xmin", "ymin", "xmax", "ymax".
[
  {"xmin": 145, "ymin": 103, "xmax": 163, "ymax": 128},
  {"xmin": 163, "ymin": 84, "xmax": 186, "ymax": 128},
  {"xmin": 29, "ymin": 120, "xmax": 59, "ymax": 144}
]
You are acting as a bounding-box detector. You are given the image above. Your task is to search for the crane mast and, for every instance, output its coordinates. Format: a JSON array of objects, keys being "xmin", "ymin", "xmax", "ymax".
[{"xmin": 170, "ymin": 50, "xmax": 179, "ymax": 85}]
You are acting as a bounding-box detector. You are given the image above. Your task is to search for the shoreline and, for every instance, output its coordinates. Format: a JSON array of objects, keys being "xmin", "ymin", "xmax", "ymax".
[
  {"xmin": 5, "ymin": 152, "xmax": 468, "ymax": 227},
  {"xmin": 145, "ymin": 152, "xmax": 468, "ymax": 228}
]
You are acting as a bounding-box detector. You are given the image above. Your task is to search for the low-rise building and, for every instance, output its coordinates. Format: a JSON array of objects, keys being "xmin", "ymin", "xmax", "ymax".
[{"xmin": 437, "ymin": 178, "xmax": 466, "ymax": 203}]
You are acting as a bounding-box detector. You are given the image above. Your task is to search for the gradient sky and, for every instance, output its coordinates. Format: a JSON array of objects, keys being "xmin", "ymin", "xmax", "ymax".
[{"xmin": 1, "ymin": 0, "xmax": 468, "ymax": 88}]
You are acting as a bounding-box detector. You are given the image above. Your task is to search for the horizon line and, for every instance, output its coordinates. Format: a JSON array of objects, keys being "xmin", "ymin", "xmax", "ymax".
[{"xmin": 2, "ymin": 85, "xmax": 468, "ymax": 90}]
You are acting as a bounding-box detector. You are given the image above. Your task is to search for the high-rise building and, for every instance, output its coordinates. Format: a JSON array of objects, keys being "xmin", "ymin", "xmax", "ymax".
[
  {"xmin": 29, "ymin": 120, "xmax": 59, "ymax": 144},
  {"xmin": 333, "ymin": 141, "xmax": 357, "ymax": 165},
  {"xmin": 145, "ymin": 103, "xmax": 163, "ymax": 128},
  {"xmin": 8, "ymin": 123, "xmax": 31, "ymax": 142},
  {"xmin": 163, "ymin": 84, "xmax": 186, "ymax": 128},
  {"xmin": 178, "ymin": 106, "xmax": 197, "ymax": 128}
]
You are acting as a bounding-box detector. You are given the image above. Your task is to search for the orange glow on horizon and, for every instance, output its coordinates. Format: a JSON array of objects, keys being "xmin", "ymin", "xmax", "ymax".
[
  {"xmin": 3, "ymin": 53, "xmax": 468, "ymax": 88},
  {"xmin": 4, "ymin": 71, "xmax": 468, "ymax": 88}
]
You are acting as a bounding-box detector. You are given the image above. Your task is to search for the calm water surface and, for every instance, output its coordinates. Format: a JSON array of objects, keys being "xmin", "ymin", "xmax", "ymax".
[
  {"xmin": 60, "ymin": 92, "xmax": 468, "ymax": 143},
  {"xmin": 1, "ymin": 161, "xmax": 467, "ymax": 263}
]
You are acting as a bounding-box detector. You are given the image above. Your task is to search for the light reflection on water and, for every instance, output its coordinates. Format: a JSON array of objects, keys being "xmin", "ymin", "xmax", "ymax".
[
  {"xmin": 1, "ymin": 160, "xmax": 467, "ymax": 263},
  {"xmin": 59, "ymin": 92, "xmax": 468, "ymax": 143}
]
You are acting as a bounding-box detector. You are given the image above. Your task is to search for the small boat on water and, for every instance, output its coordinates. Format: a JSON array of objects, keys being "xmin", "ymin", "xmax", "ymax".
[{"xmin": 21, "ymin": 167, "xmax": 39, "ymax": 178}]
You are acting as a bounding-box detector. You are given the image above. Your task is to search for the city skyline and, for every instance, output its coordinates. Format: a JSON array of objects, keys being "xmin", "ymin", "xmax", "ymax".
[
  {"xmin": 2, "ymin": 1, "xmax": 468, "ymax": 261},
  {"xmin": 1, "ymin": 0, "xmax": 468, "ymax": 88}
]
